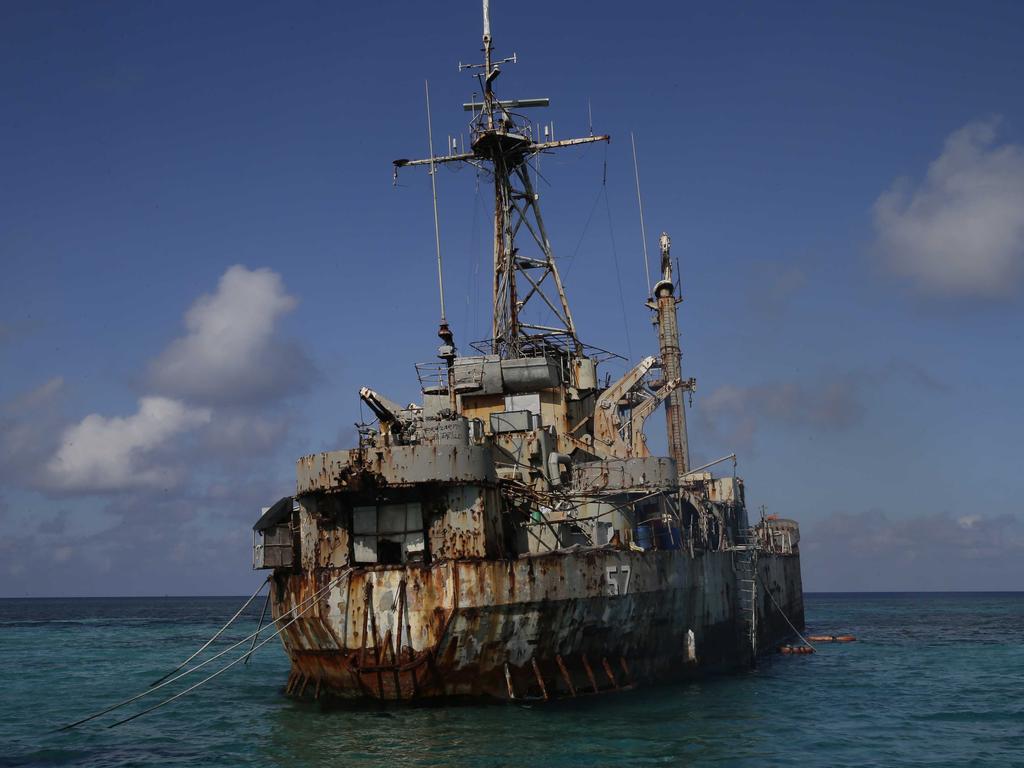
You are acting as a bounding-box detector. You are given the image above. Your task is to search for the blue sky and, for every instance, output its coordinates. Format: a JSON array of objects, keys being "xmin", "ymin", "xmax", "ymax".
[{"xmin": 2, "ymin": 1, "xmax": 1023, "ymax": 595}]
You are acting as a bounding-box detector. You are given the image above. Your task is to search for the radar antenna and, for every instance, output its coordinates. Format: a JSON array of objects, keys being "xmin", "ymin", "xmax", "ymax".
[{"xmin": 395, "ymin": 0, "xmax": 609, "ymax": 358}]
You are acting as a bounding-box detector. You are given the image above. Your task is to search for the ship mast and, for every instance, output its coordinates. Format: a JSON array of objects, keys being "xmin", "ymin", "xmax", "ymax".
[
  {"xmin": 394, "ymin": 0, "xmax": 609, "ymax": 359},
  {"xmin": 651, "ymin": 233, "xmax": 696, "ymax": 472}
]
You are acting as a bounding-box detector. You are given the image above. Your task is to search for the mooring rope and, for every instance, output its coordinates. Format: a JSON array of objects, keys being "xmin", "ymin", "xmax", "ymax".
[
  {"xmin": 757, "ymin": 572, "xmax": 816, "ymax": 651},
  {"xmin": 107, "ymin": 569, "xmax": 353, "ymax": 728},
  {"xmin": 244, "ymin": 588, "xmax": 272, "ymax": 666},
  {"xmin": 56, "ymin": 569, "xmax": 351, "ymax": 731},
  {"xmin": 149, "ymin": 576, "xmax": 269, "ymax": 687}
]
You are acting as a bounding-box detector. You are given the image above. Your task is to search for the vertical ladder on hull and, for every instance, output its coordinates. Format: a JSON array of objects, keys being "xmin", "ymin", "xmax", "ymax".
[{"xmin": 733, "ymin": 527, "xmax": 758, "ymax": 663}]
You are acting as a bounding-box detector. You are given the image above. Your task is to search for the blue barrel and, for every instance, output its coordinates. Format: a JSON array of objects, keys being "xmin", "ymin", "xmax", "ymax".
[{"xmin": 635, "ymin": 525, "xmax": 653, "ymax": 550}]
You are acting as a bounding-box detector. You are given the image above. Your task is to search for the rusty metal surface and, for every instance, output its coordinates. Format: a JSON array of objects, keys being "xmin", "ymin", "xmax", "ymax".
[
  {"xmin": 255, "ymin": 1, "xmax": 807, "ymax": 707},
  {"xmin": 756, "ymin": 517, "xmax": 801, "ymax": 554},
  {"xmin": 653, "ymin": 233, "xmax": 694, "ymax": 473},
  {"xmin": 573, "ymin": 457, "xmax": 678, "ymax": 493},
  {"xmin": 268, "ymin": 547, "xmax": 803, "ymax": 701},
  {"xmin": 297, "ymin": 444, "xmax": 497, "ymax": 494}
]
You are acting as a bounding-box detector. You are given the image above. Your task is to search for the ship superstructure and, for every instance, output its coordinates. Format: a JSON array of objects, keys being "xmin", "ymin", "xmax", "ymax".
[{"xmin": 252, "ymin": 1, "xmax": 804, "ymax": 702}]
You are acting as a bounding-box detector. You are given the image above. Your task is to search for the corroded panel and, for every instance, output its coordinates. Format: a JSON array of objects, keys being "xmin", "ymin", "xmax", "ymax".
[
  {"xmin": 296, "ymin": 445, "xmax": 497, "ymax": 494},
  {"xmin": 267, "ymin": 546, "xmax": 805, "ymax": 702},
  {"xmin": 428, "ymin": 486, "xmax": 489, "ymax": 561},
  {"xmin": 573, "ymin": 457, "xmax": 678, "ymax": 492},
  {"xmin": 314, "ymin": 526, "xmax": 350, "ymax": 569}
]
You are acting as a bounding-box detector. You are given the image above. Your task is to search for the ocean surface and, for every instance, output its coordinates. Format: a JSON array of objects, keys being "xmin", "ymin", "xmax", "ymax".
[{"xmin": 1, "ymin": 593, "xmax": 1021, "ymax": 767}]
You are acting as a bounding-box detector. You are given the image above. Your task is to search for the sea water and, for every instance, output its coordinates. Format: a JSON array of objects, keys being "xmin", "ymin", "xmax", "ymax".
[{"xmin": 1, "ymin": 593, "xmax": 1021, "ymax": 767}]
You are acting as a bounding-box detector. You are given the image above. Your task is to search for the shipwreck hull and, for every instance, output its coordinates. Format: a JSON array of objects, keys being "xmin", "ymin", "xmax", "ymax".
[
  {"xmin": 271, "ymin": 549, "xmax": 803, "ymax": 702},
  {"xmin": 244, "ymin": 0, "xmax": 812, "ymax": 710}
]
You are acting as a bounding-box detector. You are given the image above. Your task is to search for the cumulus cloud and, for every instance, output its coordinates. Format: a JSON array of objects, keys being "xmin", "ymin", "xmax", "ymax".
[
  {"xmin": 0, "ymin": 266, "xmax": 314, "ymax": 592},
  {"xmin": 5, "ymin": 266, "xmax": 312, "ymax": 496},
  {"xmin": 0, "ymin": 377, "xmax": 66, "ymax": 487},
  {"xmin": 46, "ymin": 396, "xmax": 211, "ymax": 492},
  {"xmin": 873, "ymin": 118, "xmax": 1024, "ymax": 297},
  {"xmin": 147, "ymin": 265, "xmax": 314, "ymax": 404},
  {"xmin": 802, "ymin": 509, "xmax": 1024, "ymax": 591}
]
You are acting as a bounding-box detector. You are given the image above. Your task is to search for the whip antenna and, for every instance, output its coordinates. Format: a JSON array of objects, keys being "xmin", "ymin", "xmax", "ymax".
[
  {"xmin": 426, "ymin": 79, "xmax": 447, "ymax": 322},
  {"xmin": 425, "ymin": 79, "xmax": 457, "ymax": 412},
  {"xmin": 631, "ymin": 131, "xmax": 652, "ymax": 294}
]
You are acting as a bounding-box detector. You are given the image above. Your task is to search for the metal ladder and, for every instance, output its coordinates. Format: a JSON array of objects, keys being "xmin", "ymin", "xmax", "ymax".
[{"xmin": 733, "ymin": 527, "xmax": 758, "ymax": 662}]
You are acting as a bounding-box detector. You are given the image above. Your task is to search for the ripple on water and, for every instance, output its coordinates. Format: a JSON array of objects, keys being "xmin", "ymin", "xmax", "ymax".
[{"xmin": 2, "ymin": 593, "xmax": 1022, "ymax": 767}]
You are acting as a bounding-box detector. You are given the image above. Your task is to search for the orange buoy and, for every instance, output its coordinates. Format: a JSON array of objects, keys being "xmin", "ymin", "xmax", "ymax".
[
  {"xmin": 807, "ymin": 634, "xmax": 858, "ymax": 643},
  {"xmin": 834, "ymin": 635, "xmax": 856, "ymax": 642},
  {"xmin": 778, "ymin": 644, "xmax": 815, "ymax": 654}
]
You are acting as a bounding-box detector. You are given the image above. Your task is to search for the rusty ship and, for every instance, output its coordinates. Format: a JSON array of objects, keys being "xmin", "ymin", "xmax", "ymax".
[{"xmin": 251, "ymin": 1, "xmax": 805, "ymax": 703}]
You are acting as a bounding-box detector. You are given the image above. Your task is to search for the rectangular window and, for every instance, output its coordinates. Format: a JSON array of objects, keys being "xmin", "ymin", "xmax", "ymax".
[{"xmin": 352, "ymin": 502, "xmax": 425, "ymax": 565}]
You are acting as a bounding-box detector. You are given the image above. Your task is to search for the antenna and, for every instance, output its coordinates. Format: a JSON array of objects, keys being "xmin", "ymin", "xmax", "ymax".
[
  {"xmin": 631, "ymin": 132, "xmax": 652, "ymax": 294},
  {"xmin": 393, "ymin": 0, "xmax": 609, "ymax": 358},
  {"xmin": 482, "ymin": 0, "xmax": 494, "ymax": 130},
  {"xmin": 425, "ymin": 79, "xmax": 446, "ymax": 323},
  {"xmin": 425, "ymin": 80, "xmax": 457, "ymax": 410}
]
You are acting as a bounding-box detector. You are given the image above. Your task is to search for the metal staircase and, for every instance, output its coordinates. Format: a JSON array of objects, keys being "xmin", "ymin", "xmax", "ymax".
[{"xmin": 733, "ymin": 527, "xmax": 759, "ymax": 663}]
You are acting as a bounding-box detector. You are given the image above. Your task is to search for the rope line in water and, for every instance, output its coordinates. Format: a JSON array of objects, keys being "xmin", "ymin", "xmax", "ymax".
[
  {"xmin": 107, "ymin": 570, "xmax": 353, "ymax": 729},
  {"xmin": 56, "ymin": 569, "xmax": 351, "ymax": 731},
  {"xmin": 149, "ymin": 576, "xmax": 268, "ymax": 687},
  {"xmin": 244, "ymin": 588, "xmax": 272, "ymax": 666},
  {"xmin": 757, "ymin": 572, "xmax": 816, "ymax": 651}
]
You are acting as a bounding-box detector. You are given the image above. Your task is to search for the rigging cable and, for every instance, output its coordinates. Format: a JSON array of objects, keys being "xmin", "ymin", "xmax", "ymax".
[
  {"xmin": 107, "ymin": 569, "xmax": 354, "ymax": 729},
  {"xmin": 148, "ymin": 576, "xmax": 268, "ymax": 687},
  {"xmin": 601, "ymin": 147, "xmax": 633, "ymax": 362},
  {"xmin": 564, "ymin": 184, "xmax": 606, "ymax": 276},
  {"xmin": 425, "ymin": 80, "xmax": 447, "ymax": 323},
  {"xmin": 56, "ymin": 570, "xmax": 351, "ymax": 732},
  {"xmin": 244, "ymin": 588, "xmax": 271, "ymax": 665},
  {"xmin": 757, "ymin": 571, "xmax": 817, "ymax": 652},
  {"xmin": 468, "ymin": 169, "xmax": 484, "ymax": 342},
  {"xmin": 630, "ymin": 132, "xmax": 652, "ymax": 294},
  {"xmin": 561, "ymin": 145, "xmax": 631, "ymax": 361}
]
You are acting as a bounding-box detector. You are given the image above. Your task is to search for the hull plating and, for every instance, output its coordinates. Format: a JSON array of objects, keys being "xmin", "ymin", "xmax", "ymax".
[{"xmin": 271, "ymin": 549, "xmax": 804, "ymax": 701}]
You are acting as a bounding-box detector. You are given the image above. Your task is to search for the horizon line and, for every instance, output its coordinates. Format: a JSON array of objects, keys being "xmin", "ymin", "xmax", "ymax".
[{"xmin": 2, "ymin": 589, "xmax": 1023, "ymax": 600}]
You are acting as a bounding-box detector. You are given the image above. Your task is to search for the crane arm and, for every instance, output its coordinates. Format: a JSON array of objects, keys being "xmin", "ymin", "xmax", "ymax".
[
  {"xmin": 592, "ymin": 356, "xmax": 658, "ymax": 453},
  {"xmin": 629, "ymin": 378, "xmax": 681, "ymax": 454},
  {"xmin": 359, "ymin": 387, "xmax": 406, "ymax": 429}
]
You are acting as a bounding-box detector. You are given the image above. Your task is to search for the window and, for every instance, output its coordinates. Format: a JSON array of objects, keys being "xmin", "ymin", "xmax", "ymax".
[{"xmin": 352, "ymin": 502, "xmax": 425, "ymax": 565}]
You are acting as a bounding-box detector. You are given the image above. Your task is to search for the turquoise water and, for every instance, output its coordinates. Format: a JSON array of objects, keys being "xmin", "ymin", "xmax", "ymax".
[{"xmin": 1, "ymin": 593, "xmax": 1021, "ymax": 767}]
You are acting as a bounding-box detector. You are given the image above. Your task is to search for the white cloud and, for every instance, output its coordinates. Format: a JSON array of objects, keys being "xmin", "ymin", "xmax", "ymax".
[
  {"xmin": 873, "ymin": 118, "xmax": 1024, "ymax": 297},
  {"xmin": 147, "ymin": 265, "xmax": 313, "ymax": 404},
  {"xmin": 46, "ymin": 396, "xmax": 211, "ymax": 492},
  {"xmin": 6, "ymin": 266, "xmax": 312, "ymax": 500},
  {"xmin": 1, "ymin": 377, "xmax": 66, "ymax": 486}
]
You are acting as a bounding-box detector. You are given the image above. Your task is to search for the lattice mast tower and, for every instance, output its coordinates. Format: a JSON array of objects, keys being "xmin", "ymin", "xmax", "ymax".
[{"xmin": 394, "ymin": 0, "xmax": 608, "ymax": 359}]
